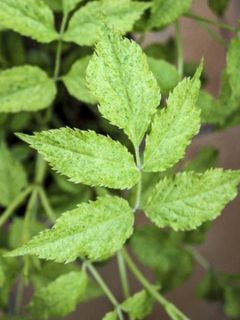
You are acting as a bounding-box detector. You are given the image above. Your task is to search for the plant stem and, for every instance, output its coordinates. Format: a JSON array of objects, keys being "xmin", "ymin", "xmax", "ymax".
[
  {"xmin": 175, "ymin": 20, "xmax": 184, "ymax": 78},
  {"xmin": 85, "ymin": 261, "xmax": 124, "ymax": 320},
  {"xmin": 196, "ymin": 20, "xmax": 228, "ymax": 48},
  {"xmin": 122, "ymin": 248, "xmax": 190, "ymax": 320},
  {"xmin": 185, "ymin": 245, "xmax": 210, "ymax": 271},
  {"xmin": 37, "ymin": 187, "xmax": 57, "ymax": 223},
  {"xmin": 117, "ymin": 251, "xmax": 130, "ymax": 299},
  {"xmin": 184, "ymin": 12, "xmax": 238, "ymax": 32},
  {"xmin": 34, "ymin": 155, "xmax": 47, "ymax": 185},
  {"xmin": 134, "ymin": 147, "xmax": 142, "ymax": 212},
  {"xmin": 22, "ymin": 188, "xmax": 38, "ymax": 244},
  {"xmin": 0, "ymin": 186, "xmax": 32, "ymax": 227}
]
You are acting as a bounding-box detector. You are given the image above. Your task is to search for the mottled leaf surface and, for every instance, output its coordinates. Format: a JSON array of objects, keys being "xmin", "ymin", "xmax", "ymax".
[
  {"xmin": 7, "ymin": 196, "xmax": 134, "ymax": 262},
  {"xmin": 63, "ymin": 0, "xmax": 150, "ymax": 46},
  {"xmin": 63, "ymin": 56, "xmax": 96, "ymax": 104},
  {"xmin": 144, "ymin": 169, "xmax": 240, "ymax": 231},
  {"xmin": 87, "ymin": 31, "xmax": 160, "ymax": 147},
  {"xmin": 0, "ymin": 66, "xmax": 57, "ymax": 113},
  {"xmin": 18, "ymin": 128, "xmax": 139, "ymax": 189},
  {"xmin": 0, "ymin": 0, "xmax": 58, "ymax": 43},
  {"xmin": 143, "ymin": 66, "xmax": 201, "ymax": 172}
]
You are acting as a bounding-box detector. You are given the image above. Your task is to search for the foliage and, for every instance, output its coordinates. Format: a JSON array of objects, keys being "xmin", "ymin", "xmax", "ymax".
[{"xmin": 0, "ymin": 0, "xmax": 239, "ymax": 319}]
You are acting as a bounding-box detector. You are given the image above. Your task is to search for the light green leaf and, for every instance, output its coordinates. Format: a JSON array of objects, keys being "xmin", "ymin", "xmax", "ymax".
[
  {"xmin": 227, "ymin": 37, "xmax": 240, "ymax": 101},
  {"xmin": 63, "ymin": 0, "xmax": 83, "ymax": 13},
  {"xmin": 29, "ymin": 271, "xmax": 87, "ymax": 319},
  {"xmin": 143, "ymin": 65, "xmax": 201, "ymax": 173},
  {"xmin": 131, "ymin": 225, "xmax": 193, "ymax": 291},
  {"xmin": 7, "ymin": 196, "xmax": 134, "ymax": 262},
  {"xmin": 183, "ymin": 147, "xmax": 218, "ymax": 173},
  {"xmin": 122, "ymin": 290, "xmax": 155, "ymax": 319},
  {"xmin": 208, "ymin": 0, "xmax": 229, "ymax": 16},
  {"xmin": 0, "ymin": 143, "xmax": 27, "ymax": 207},
  {"xmin": 63, "ymin": 0, "xmax": 151, "ymax": 46},
  {"xmin": 87, "ymin": 31, "xmax": 160, "ymax": 148},
  {"xmin": 43, "ymin": 0, "xmax": 62, "ymax": 11},
  {"xmin": 0, "ymin": 65, "xmax": 57, "ymax": 113},
  {"xmin": 102, "ymin": 311, "xmax": 117, "ymax": 320},
  {"xmin": 144, "ymin": 169, "xmax": 240, "ymax": 231},
  {"xmin": 150, "ymin": 0, "xmax": 192, "ymax": 28},
  {"xmin": 17, "ymin": 128, "xmax": 139, "ymax": 189},
  {"xmin": 0, "ymin": 0, "xmax": 58, "ymax": 43},
  {"xmin": 147, "ymin": 57, "xmax": 180, "ymax": 94},
  {"xmin": 63, "ymin": 56, "xmax": 96, "ymax": 104}
]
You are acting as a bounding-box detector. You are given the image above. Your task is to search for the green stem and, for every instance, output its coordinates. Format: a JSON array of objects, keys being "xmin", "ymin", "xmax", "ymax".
[
  {"xmin": 134, "ymin": 147, "xmax": 142, "ymax": 212},
  {"xmin": 184, "ymin": 12, "xmax": 238, "ymax": 32},
  {"xmin": 117, "ymin": 251, "xmax": 130, "ymax": 299},
  {"xmin": 22, "ymin": 188, "xmax": 38, "ymax": 244},
  {"xmin": 196, "ymin": 20, "xmax": 228, "ymax": 48},
  {"xmin": 175, "ymin": 20, "xmax": 183, "ymax": 78},
  {"xmin": 15, "ymin": 274, "xmax": 24, "ymax": 314},
  {"xmin": 0, "ymin": 186, "xmax": 32, "ymax": 227},
  {"xmin": 122, "ymin": 248, "xmax": 190, "ymax": 320},
  {"xmin": 85, "ymin": 261, "xmax": 124, "ymax": 320},
  {"xmin": 185, "ymin": 245, "xmax": 210, "ymax": 271},
  {"xmin": 37, "ymin": 187, "xmax": 57, "ymax": 223},
  {"xmin": 34, "ymin": 154, "xmax": 47, "ymax": 185}
]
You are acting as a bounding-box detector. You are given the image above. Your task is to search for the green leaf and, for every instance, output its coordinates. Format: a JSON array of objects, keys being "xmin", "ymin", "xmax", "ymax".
[
  {"xmin": 131, "ymin": 225, "xmax": 193, "ymax": 291},
  {"xmin": 7, "ymin": 196, "xmax": 134, "ymax": 262},
  {"xmin": 224, "ymin": 287, "xmax": 240, "ymax": 318},
  {"xmin": 144, "ymin": 169, "xmax": 240, "ymax": 231},
  {"xmin": 43, "ymin": 0, "xmax": 62, "ymax": 12},
  {"xmin": 208, "ymin": 0, "xmax": 229, "ymax": 16},
  {"xmin": 122, "ymin": 290, "xmax": 155, "ymax": 319},
  {"xmin": 0, "ymin": 143, "xmax": 27, "ymax": 207},
  {"xmin": 0, "ymin": 65, "xmax": 57, "ymax": 113},
  {"xmin": 102, "ymin": 311, "xmax": 117, "ymax": 320},
  {"xmin": 147, "ymin": 57, "xmax": 180, "ymax": 94},
  {"xmin": 227, "ymin": 37, "xmax": 240, "ymax": 102},
  {"xmin": 183, "ymin": 147, "xmax": 218, "ymax": 173},
  {"xmin": 17, "ymin": 128, "xmax": 139, "ymax": 189},
  {"xmin": 63, "ymin": 56, "xmax": 96, "ymax": 104},
  {"xmin": 87, "ymin": 31, "xmax": 160, "ymax": 148},
  {"xmin": 143, "ymin": 65, "xmax": 201, "ymax": 173},
  {"xmin": 63, "ymin": 0, "xmax": 83, "ymax": 13},
  {"xmin": 0, "ymin": 0, "xmax": 58, "ymax": 43},
  {"xmin": 150, "ymin": 0, "xmax": 192, "ymax": 28},
  {"xmin": 63, "ymin": 0, "xmax": 151, "ymax": 46},
  {"xmin": 29, "ymin": 271, "xmax": 87, "ymax": 319}
]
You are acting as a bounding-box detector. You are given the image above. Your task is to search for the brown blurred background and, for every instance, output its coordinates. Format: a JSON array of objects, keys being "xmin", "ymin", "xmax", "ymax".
[{"xmin": 66, "ymin": 1, "xmax": 240, "ymax": 319}]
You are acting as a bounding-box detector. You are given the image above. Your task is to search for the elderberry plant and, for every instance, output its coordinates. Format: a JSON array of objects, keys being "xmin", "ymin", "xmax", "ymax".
[{"xmin": 0, "ymin": 0, "xmax": 240, "ymax": 319}]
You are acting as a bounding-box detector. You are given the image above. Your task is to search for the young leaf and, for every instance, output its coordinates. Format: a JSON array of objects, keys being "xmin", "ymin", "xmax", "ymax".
[
  {"xmin": 0, "ymin": 0, "xmax": 58, "ymax": 43},
  {"xmin": 144, "ymin": 169, "xmax": 240, "ymax": 231},
  {"xmin": 150, "ymin": 0, "xmax": 192, "ymax": 28},
  {"xmin": 87, "ymin": 31, "xmax": 160, "ymax": 148},
  {"xmin": 147, "ymin": 57, "xmax": 180, "ymax": 95},
  {"xmin": 208, "ymin": 0, "xmax": 229, "ymax": 16},
  {"xmin": 62, "ymin": 56, "xmax": 96, "ymax": 104},
  {"xmin": 143, "ymin": 64, "xmax": 201, "ymax": 173},
  {"xmin": 63, "ymin": 0, "xmax": 151, "ymax": 46},
  {"xmin": 17, "ymin": 128, "xmax": 139, "ymax": 189},
  {"xmin": 63, "ymin": 0, "xmax": 83, "ymax": 13},
  {"xmin": 0, "ymin": 66, "xmax": 57, "ymax": 113},
  {"xmin": 0, "ymin": 143, "xmax": 27, "ymax": 207},
  {"xmin": 43, "ymin": 0, "xmax": 62, "ymax": 12},
  {"xmin": 102, "ymin": 311, "xmax": 117, "ymax": 320},
  {"xmin": 7, "ymin": 196, "xmax": 134, "ymax": 262},
  {"xmin": 227, "ymin": 37, "xmax": 240, "ymax": 101},
  {"xmin": 131, "ymin": 226, "xmax": 193, "ymax": 291},
  {"xmin": 122, "ymin": 290, "xmax": 155, "ymax": 319},
  {"xmin": 29, "ymin": 271, "xmax": 87, "ymax": 319}
]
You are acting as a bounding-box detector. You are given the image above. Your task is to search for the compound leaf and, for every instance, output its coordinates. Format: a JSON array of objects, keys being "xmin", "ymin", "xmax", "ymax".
[
  {"xmin": 7, "ymin": 196, "xmax": 134, "ymax": 262},
  {"xmin": 29, "ymin": 271, "xmax": 87, "ymax": 319},
  {"xmin": 87, "ymin": 31, "xmax": 160, "ymax": 148},
  {"xmin": 150, "ymin": 0, "xmax": 192, "ymax": 28},
  {"xmin": 143, "ymin": 64, "xmax": 201, "ymax": 173},
  {"xmin": 0, "ymin": 65, "xmax": 57, "ymax": 113},
  {"xmin": 147, "ymin": 57, "xmax": 180, "ymax": 94},
  {"xmin": 17, "ymin": 128, "xmax": 139, "ymax": 189},
  {"xmin": 62, "ymin": 56, "xmax": 96, "ymax": 104},
  {"xmin": 122, "ymin": 290, "xmax": 155, "ymax": 319},
  {"xmin": 0, "ymin": 143, "xmax": 27, "ymax": 207},
  {"xmin": 144, "ymin": 169, "xmax": 240, "ymax": 231},
  {"xmin": 0, "ymin": 0, "xmax": 58, "ymax": 43},
  {"xmin": 63, "ymin": 0, "xmax": 150, "ymax": 46}
]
